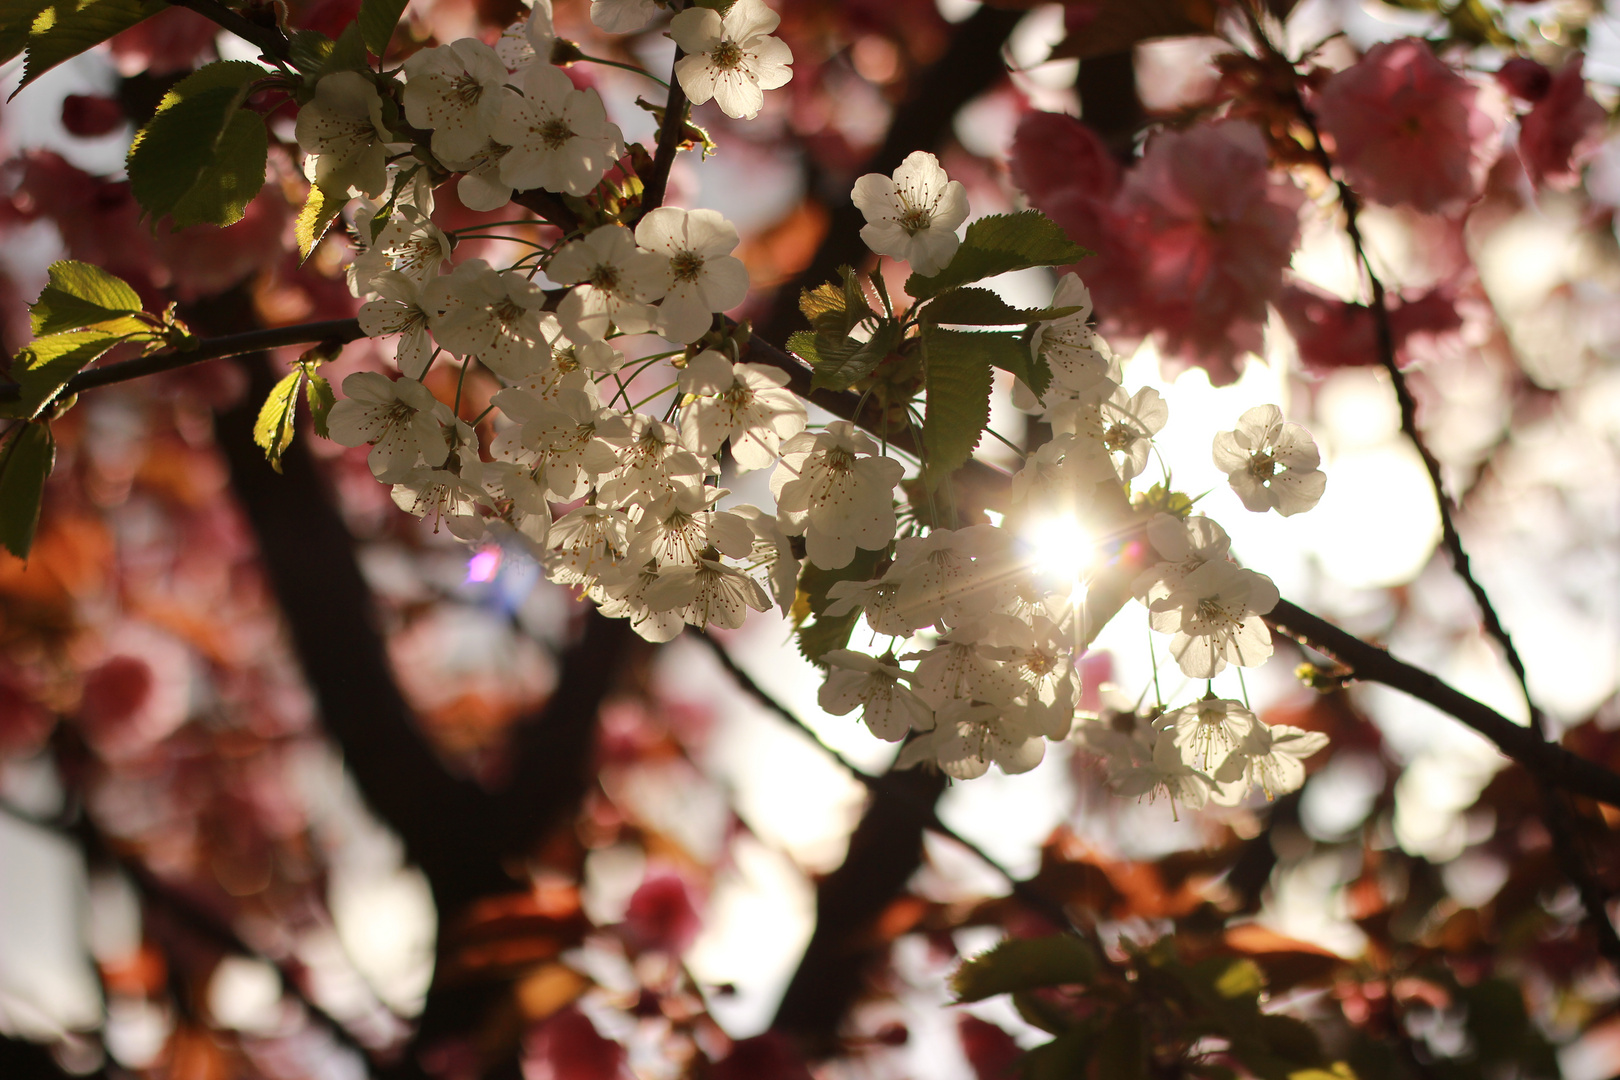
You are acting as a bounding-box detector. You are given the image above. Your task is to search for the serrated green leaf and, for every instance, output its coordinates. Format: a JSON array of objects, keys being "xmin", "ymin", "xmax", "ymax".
[
  {"xmin": 0, "ymin": 0, "xmax": 53, "ymax": 66},
  {"xmin": 951, "ymin": 935, "xmax": 1100, "ymax": 1003},
  {"xmin": 920, "ymin": 325, "xmax": 1000, "ymax": 482},
  {"xmin": 169, "ymin": 108, "xmax": 268, "ymax": 227},
  {"xmin": 296, "ymin": 183, "xmax": 346, "ymax": 260},
  {"xmin": 1091, "ymin": 1010, "xmax": 1147, "ymax": 1080},
  {"xmin": 30, "ymin": 260, "xmax": 144, "ymax": 335},
  {"xmin": 305, "ymin": 372, "xmax": 335, "ymax": 439},
  {"xmin": 794, "ymin": 545, "xmax": 886, "ymax": 667},
  {"xmin": 810, "ymin": 320, "xmax": 902, "ymax": 393},
  {"xmin": 0, "ymin": 421, "xmax": 55, "ymax": 560},
  {"xmin": 799, "ymin": 266, "xmax": 873, "ymax": 340},
  {"xmin": 906, "ymin": 211, "xmax": 1088, "ymax": 300},
  {"xmin": 922, "ymin": 287, "xmax": 1080, "ymax": 327},
  {"xmin": 357, "ymin": 0, "xmax": 407, "ymax": 57},
  {"xmin": 287, "ymin": 28, "xmax": 335, "ymax": 76},
  {"xmin": 325, "ymin": 20, "xmax": 367, "ymax": 76},
  {"xmin": 786, "ymin": 330, "xmax": 822, "ymax": 365},
  {"xmin": 1011, "ymin": 991, "xmax": 1074, "ymax": 1036},
  {"xmin": 128, "ymin": 61, "xmax": 270, "ymax": 227},
  {"xmin": 253, "ymin": 368, "xmax": 304, "ymax": 474},
  {"xmin": 13, "ymin": 0, "xmax": 165, "ymax": 95},
  {"xmin": 2, "ymin": 329, "xmax": 123, "ymax": 420}
]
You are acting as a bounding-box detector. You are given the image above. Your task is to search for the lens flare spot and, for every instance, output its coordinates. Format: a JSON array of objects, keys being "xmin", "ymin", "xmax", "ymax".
[
  {"xmin": 465, "ymin": 547, "xmax": 502, "ymax": 584},
  {"xmin": 1022, "ymin": 515, "xmax": 1094, "ymax": 585}
]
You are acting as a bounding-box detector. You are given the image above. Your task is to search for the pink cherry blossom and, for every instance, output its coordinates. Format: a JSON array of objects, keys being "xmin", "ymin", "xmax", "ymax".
[
  {"xmin": 1519, "ymin": 54, "xmax": 1606, "ymax": 191},
  {"xmin": 1314, "ymin": 38, "xmax": 1494, "ymax": 214}
]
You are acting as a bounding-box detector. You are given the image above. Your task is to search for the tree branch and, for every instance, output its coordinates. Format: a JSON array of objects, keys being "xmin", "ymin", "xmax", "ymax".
[
  {"xmin": 634, "ymin": 47, "xmax": 689, "ymax": 222},
  {"xmin": 1268, "ymin": 600, "xmax": 1620, "ymax": 808},
  {"xmin": 0, "ymin": 318, "xmax": 365, "ymax": 403},
  {"xmin": 166, "ymin": 0, "xmax": 291, "ymax": 61}
]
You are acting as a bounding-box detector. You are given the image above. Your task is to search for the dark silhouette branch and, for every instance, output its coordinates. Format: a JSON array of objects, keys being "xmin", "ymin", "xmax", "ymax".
[
  {"xmin": 635, "ymin": 47, "xmax": 689, "ymax": 222},
  {"xmin": 0, "ymin": 318, "xmax": 365, "ymax": 404}
]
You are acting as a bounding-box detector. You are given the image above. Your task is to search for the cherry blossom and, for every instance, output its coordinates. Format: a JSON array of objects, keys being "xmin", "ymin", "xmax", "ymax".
[
  {"xmin": 1518, "ymin": 54, "xmax": 1606, "ymax": 191},
  {"xmin": 401, "ymin": 39, "xmax": 510, "ymax": 163},
  {"xmin": 1314, "ymin": 38, "xmax": 1491, "ymax": 214},
  {"xmin": 590, "ymin": 0, "xmax": 662, "ymax": 34},
  {"xmin": 295, "ymin": 72, "xmax": 393, "ymax": 197},
  {"xmin": 357, "ymin": 270, "xmax": 436, "ymax": 378},
  {"xmin": 549, "ymin": 225, "xmax": 666, "ymax": 339},
  {"xmin": 422, "ymin": 260, "xmax": 557, "ymax": 380},
  {"xmin": 328, "ymin": 371, "xmax": 455, "ymax": 482},
  {"xmin": 818, "ymin": 650, "xmax": 933, "ymax": 741},
  {"xmin": 1032, "ymin": 273, "xmax": 1113, "ymax": 395},
  {"xmin": 634, "ymin": 207, "xmax": 750, "ymax": 343},
  {"xmin": 496, "ymin": 1, "xmax": 555, "ymax": 70},
  {"xmin": 851, "ymin": 151, "xmax": 969, "ymax": 277},
  {"xmin": 670, "ymin": 0, "xmax": 793, "ymax": 121},
  {"xmin": 1212, "ymin": 404, "xmax": 1326, "ymax": 517},
  {"xmin": 489, "ymin": 63, "xmax": 624, "ymax": 198},
  {"xmin": 1159, "ymin": 697, "xmax": 1256, "ymax": 774},
  {"xmin": 1147, "ymin": 560, "xmax": 1279, "ymax": 679},
  {"xmin": 1212, "ymin": 723, "xmax": 1328, "ymax": 804},
  {"xmin": 770, "ymin": 422, "xmax": 904, "ymax": 571},
  {"xmin": 677, "ymin": 351, "xmax": 806, "ymax": 471}
]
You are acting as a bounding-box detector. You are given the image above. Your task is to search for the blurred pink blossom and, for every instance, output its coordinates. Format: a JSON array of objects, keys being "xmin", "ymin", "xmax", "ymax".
[
  {"xmin": 1519, "ymin": 55, "xmax": 1606, "ymax": 191},
  {"xmin": 1314, "ymin": 38, "xmax": 1493, "ymax": 214}
]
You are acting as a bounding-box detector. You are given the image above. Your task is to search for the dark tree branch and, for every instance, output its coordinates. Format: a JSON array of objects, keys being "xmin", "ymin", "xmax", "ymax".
[
  {"xmin": 1249, "ymin": 9, "xmax": 1620, "ymax": 968},
  {"xmin": 1268, "ymin": 600, "xmax": 1620, "ymax": 809},
  {"xmin": 0, "ymin": 318, "xmax": 365, "ymax": 403},
  {"xmin": 634, "ymin": 47, "xmax": 689, "ymax": 222},
  {"xmin": 166, "ymin": 0, "xmax": 291, "ymax": 61}
]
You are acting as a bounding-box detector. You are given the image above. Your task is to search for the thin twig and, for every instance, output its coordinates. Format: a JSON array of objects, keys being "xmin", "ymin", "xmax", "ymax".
[
  {"xmin": 691, "ymin": 628, "xmax": 878, "ymax": 786},
  {"xmin": 1250, "ymin": 8, "xmax": 1620, "ymax": 969},
  {"xmin": 0, "ymin": 319, "xmax": 364, "ymax": 403},
  {"xmin": 167, "ymin": 0, "xmax": 291, "ymax": 61},
  {"xmin": 1267, "ymin": 600, "xmax": 1620, "ymax": 808},
  {"xmin": 635, "ymin": 48, "xmax": 689, "ymax": 222}
]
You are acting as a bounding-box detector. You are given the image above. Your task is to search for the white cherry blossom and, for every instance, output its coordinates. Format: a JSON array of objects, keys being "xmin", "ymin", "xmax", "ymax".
[
  {"xmin": 422, "ymin": 261, "xmax": 556, "ymax": 380},
  {"xmin": 626, "ymin": 483, "xmax": 754, "ymax": 570},
  {"xmin": 1159, "ymin": 697, "xmax": 1256, "ymax": 774},
  {"xmin": 642, "ymin": 555, "xmax": 771, "ymax": 630},
  {"xmin": 295, "ymin": 72, "xmax": 393, "ymax": 197},
  {"xmin": 1213, "ymin": 723, "xmax": 1328, "ymax": 805},
  {"xmin": 595, "ymin": 413, "xmax": 710, "ymax": 508},
  {"xmin": 1212, "ymin": 404, "xmax": 1327, "ymax": 517},
  {"xmin": 490, "ymin": 63, "xmax": 624, "ymax": 198},
  {"xmin": 818, "ymin": 650, "xmax": 933, "ymax": 741},
  {"xmin": 1033, "ymin": 273, "xmax": 1114, "ymax": 395},
  {"xmin": 1147, "ymin": 560, "xmax": 1279, "ymax": 679},
  {"xmin": 442, "ymin": 139, "xmax": 515, "ymax": 213},
  {"xmin": 390, "ymin": 453, "xmax": 490, "ymax": 541},
  {"xmin": 358, "ymin": 271, "xmax": 436, "ymax": 379},
  {"xmin": 497, "ymin": 1, "xmax": 555, "ymax": 70},
  {"xmin": 349, "ymin": 201, "xmax": 451, "ymax": 295},
  {"xmin": 546, "ymin": 504, "xmax": 634, "ymax": 589},
  {"xmin": 770, "ymin": 422, "xmax": 904, "ymax": 570},
  {"xmin": 678, "ymin": 351, "xmax": 806, "ymax": 471},
  {"xmin": 328, "ymin": 371, "xmax": 455, "ymax": 482},
  {"xmin": 731, "ymin": 504, "xmax": 799, "ymax": 615},
  {"xmin": 851, "ymin": 151, "xmax": 968, "ymax": 276},
  {"xmin": 549, "ymin": 225, "xmax": 666, "ymax": 339},
  {"xmin": 402, "ymin": 39, "xmax": 510, "ymax": 163},
  {"xmin": 823, "ymin": 578, "xmax": 913, "ymax": 638},
  {"xmin": 669, "ymin": 0, "xmax": 793, "ymax": 121},
  {"xmin": 634, "ymin": 207, "xmax": 750, "ymax": 343}
]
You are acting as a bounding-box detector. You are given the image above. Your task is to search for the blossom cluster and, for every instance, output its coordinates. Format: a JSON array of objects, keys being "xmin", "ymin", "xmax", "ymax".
[{"xmin": 302, "ymin": 8, "xmax": 1327, "ymax": 810}]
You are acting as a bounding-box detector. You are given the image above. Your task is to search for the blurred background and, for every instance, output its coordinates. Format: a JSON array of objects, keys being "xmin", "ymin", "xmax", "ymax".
[{"xmin": 3, "ymin": 0, "xmax": 1620, "ymax": 1076}]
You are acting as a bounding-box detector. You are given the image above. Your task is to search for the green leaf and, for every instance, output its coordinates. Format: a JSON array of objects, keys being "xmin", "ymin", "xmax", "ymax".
[
  {"xmin": 296, "ymin": 183, "xmax": 346, "ymax": 261},
  {"xmin": 169, "ymin": 108, "xmax": 269, "ymax": 228},
  {"xmin": 0, "ymin": 0, "xmax": 53, "ymax": 66},
  {"xmin": 809, "ymin": 320, "xmax": 902, "ymax": 393},
  {"xmin": 287, "ymin": 28, "xmax": 335, "ymax": 76},
  {"xmin": 951, "ymin": 935, "xmax": 1099, "ymax": 1003},
  {"xmin": 919, "ymin": 325, "xmax": 1001, "ymax": 482},
  {"xmin": 922, "ymin": 287, "xmax": 1080, "ymax": 327},
  {"xmin": 127, "ymin": 60, "xmax": 270, "ymax": 227},
  {"xmin": 357, "ymin": 0, "xmax": 407, "ymax": 57},
  {"xmin": 1021, "ymin": 1026, "xmax": 1094, "ymax": 1080},
  {"xmin": 1090, "ymin": 1011, "xmax": 1147, "ymax": 1080},
  {"xmin": 0, "ymin": 421, "xmax": 55, "ymax": 560},
  {"xmin": 2, "ymin": 329, "xmax": 123, "ymax": 420},
  {"xmin": 1012, "ymin": 991, "xmax": 1075, "ymax": 1036},
  {"xmin": 304, "ymin": 372, "xmax": 335, "ymax": 439},
  {"xmin": 29, "ymin": 260, "xmax": 144, "ymax": 335},
  {"xmin": 253, "ymin": 368, "xmax": 305, "ymax": 474},
  {"xmin": 13, "ymin": 0, "xmax": 165, "ymax": 94},
  {"xmin": 793, "ymin": 546, "xmax": 886, "ymax": 666},
  {"xmin": 799, "ymin": 266, "xmax": 873, "ymax": 340},
  {"xmin": 905, "ymin": 211, "xmax": 1089, "ymax": 300}
]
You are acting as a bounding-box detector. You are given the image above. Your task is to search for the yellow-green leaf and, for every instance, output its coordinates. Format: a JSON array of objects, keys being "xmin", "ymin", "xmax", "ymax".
[
  {"xmin": 2, "ymin": 328, "xmax": 123, "ymax": 420},
  {"xmin": 29, "ymin": 259, "xmax": 144, "ymax": 335},
  {"xmin": 950, "ymin": 935, "xmax": 1100, "ymax": 1003},
  {"xmin": 0, "ymin": 420, "xmax": 55, "ymax": 560},
  {"xmin": 253, "ymin": 368, "xmax": 305, "ymax": 473},
  {"xmin": 906, "ymin": 211, "xmax": 1088, "ymax": 300}
]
